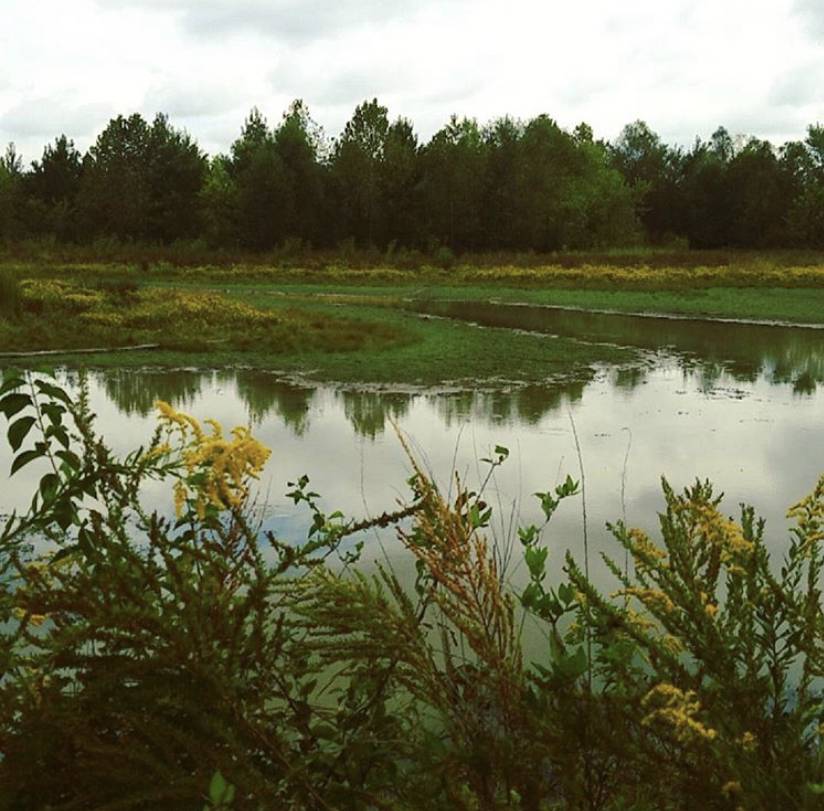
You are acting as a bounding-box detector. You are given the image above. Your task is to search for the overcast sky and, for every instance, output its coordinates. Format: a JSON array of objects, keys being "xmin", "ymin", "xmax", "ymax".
[{"xmin": 1, "ymin": 0, "xmax": 822, "ymax": 163}]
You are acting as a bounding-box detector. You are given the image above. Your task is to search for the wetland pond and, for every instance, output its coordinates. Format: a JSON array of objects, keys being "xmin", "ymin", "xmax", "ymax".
[{"xmin": 3, "ymin": 302, "xmax": 823, "ymax": 591}]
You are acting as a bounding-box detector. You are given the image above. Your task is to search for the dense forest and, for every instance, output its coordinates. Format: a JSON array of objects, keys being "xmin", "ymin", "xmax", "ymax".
[{"xmin": 1, "ymin": 99, "xmax": 823, "ymax": 252}]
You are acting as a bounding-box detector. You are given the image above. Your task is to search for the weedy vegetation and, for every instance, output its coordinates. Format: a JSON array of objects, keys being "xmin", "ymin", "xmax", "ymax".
[
  {"xmin": 1, "ymin": 373, "xmax": 824, "ymax": 809},
  {"xmin": 0, "ymin": 277, "xmax": 408, "ymax": 357}
]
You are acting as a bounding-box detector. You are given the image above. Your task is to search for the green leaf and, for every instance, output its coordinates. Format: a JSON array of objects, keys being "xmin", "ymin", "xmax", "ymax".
[
  {"xmin": 52, "ymin": 544, "xmax": 80, "ymax": 564},
  {"xmin": 0, "ymin": 393, "xmax": 32, "ymax": 420},
  {"xmin": 10, "ymin": 449, "xmax": 42, "ymax": 476},
  {"xmin": 34, "ymin": 380, "xmax": 73, "ymax": 405},
  {"xmin": 41, "ymin": 403, "xmax": 66, "ymax": 426},
  {"xmin": 208, "ymin": 771, "xmax": 234, "ymax": 806},
  {"xmin": 45, "ymin": 425, "xmax": 70, "ymax": 449},
  {"xmin": 7, "ymin": 416, "xmax": 36, "ymax": 452},
  {"xmin": 56, "ymin": 449, "xmax": 81, "ymax": 471},
  {"xmin": 39, "ymin": 473, "xmax": 60, "ymax": 503},
  {"xmin": 0, "ymin": 375, "xmax": 25, "ymax": 397},
  {"xmin": 53, "ymin": 498, "xmax": 74, "ymax": 531},
  {"xmin": 525, "ymin": 545, "xmax": 549, "ymax": 580}
]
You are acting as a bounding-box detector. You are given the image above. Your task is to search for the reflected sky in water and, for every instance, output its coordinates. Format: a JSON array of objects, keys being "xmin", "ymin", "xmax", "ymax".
[{"xmin": 1, "ymin": 307, "xmax": 822, "ymax": 591}]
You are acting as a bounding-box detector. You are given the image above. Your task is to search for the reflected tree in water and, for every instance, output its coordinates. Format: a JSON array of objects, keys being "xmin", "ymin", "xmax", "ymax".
[
  {"xmin": 340, "ymin": 390, "xmax": 412, "ymax": 439},
  {"xmin": 101, "ymin": 370, "xmax": 204, "ymax": 416},
  {"xmin": 233, "ymin": 372, "xmax": 315, "ymax": 435},
  {"xmin": 433, "ymin": 380, "xmax": 587, "ymax": 427}
]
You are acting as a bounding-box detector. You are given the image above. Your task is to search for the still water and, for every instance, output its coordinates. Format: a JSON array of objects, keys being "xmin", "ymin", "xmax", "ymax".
[{"xmin": 2, "ymin": 305, "xmax": 823, "ymax": 589}]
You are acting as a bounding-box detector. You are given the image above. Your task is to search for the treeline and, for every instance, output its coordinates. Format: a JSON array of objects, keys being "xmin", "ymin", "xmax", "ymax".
[{"xmin": 1, "ymin": 98, "xmax": 823, "ymax": 252}]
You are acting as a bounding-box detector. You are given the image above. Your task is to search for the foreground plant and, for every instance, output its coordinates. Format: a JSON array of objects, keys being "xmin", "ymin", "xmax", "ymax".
[{"xmin": 0, "ymin": 371, "xmax": 823, "ymax": 810}]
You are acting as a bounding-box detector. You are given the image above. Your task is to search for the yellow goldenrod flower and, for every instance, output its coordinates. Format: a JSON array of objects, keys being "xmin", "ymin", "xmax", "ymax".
[
  {"xmin": 642, "ymin": 683, "xmax": 717, "ymax": 744},
  {"xmin": 619, "ymin": 587, "xmax": 676, "ymax": 615},
  {"xmin": 739, "ymin": 731, "xmax": 757, "ymax": 751},
  {"xmin": 158, "ymin": 403, "xmax": 271, "ymax": 518}
]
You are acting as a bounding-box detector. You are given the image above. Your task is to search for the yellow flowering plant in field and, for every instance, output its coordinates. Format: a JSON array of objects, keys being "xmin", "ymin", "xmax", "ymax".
[
  {"xmin": 560, "ymin": 475, "xmax": 824, "ymax": 808},
  {"xmin": 153, "ymin": 400, "xmax": 270, "ymax": 519}
]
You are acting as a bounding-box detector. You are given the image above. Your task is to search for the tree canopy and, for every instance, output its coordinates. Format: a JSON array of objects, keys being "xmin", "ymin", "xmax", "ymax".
[{"xmin": 2, "ymin": 101, "xmax": 823, "ymax": 251}]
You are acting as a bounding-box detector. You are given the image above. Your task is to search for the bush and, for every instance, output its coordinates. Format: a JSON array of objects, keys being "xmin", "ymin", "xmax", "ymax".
[{"xmin": 1, "ymin": 374, "xmax": 823, "ymax": 809}]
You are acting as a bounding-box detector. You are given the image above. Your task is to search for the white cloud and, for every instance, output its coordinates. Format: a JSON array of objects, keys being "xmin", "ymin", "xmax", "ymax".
[
  {"xmin": 95, "ymin": 0, "xmax": 464, "ymax": 40},
  {"xmin": 794, "ymin": 0, "xmax": 824, "ymax": 38},
  {"xmin": 1, "ymin": 98, "xmax": 114, "ymax": 140},
  {"xmin": 769, "ymin": 61, "xmax": 824, "ymax": 108}
]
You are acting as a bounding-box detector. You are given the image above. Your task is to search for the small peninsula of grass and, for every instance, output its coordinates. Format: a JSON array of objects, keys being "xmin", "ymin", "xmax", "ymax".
[{"xmin": 0, "ymin": 271, "xmax": 637, "ymax": 385}]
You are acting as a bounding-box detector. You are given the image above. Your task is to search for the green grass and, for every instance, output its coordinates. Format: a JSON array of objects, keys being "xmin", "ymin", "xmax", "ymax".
[
  {"xmin": 3, "ymin": 257, "xmax": 822, "ymax": 385},
  {"xmin": 406, "ymin": 285, "xmax": 824, "ymax": 324},
  {"xmin": 16, "ymin": 300, "xmax": 635, "ymax": 385},
  {"xmin": 206, "ymin": 281, "xmax": 824, "ymax": 325}
]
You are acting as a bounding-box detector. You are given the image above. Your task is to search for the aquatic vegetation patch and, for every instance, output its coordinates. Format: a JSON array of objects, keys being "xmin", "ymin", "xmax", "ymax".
[{"xmin": 0, "ymin": 279, "xmax": 408, "ymax": 356}]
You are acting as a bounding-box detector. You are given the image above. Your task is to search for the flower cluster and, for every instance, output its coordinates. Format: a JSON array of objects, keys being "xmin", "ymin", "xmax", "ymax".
[
  {"xmin": 22, "ymin": 279, "xmax": 104, "ymax": 310},
  {"xmin": 688, "ymin": 502, "xmax": 753, "ymax": 571},
  {"xmin": 130, "ymin": 290, "xmax": 277, "ymax": 330},
  {"xmin": 627, "ymin": 527, "xmax": 668, "ymax": 572},
  {"xmin": 616, "ymin": 587, "xmax": 676, "ymax": 616},
  {"xmin": 155, "ymin": 401, "xmax": 271, "ymax": 518},
  {"xmin": 641, "ymin": 683, "xmax": 717, "ymax": 744},
  {"xmin": 787, "ymin": 475, "xmax": 824, "ymax": 557}
]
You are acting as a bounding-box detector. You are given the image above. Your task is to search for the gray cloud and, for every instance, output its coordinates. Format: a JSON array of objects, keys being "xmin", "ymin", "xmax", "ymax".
[
  {"xmin": 271, "ymin": 58, "xmax": 416, "ymax": 107},
  {"xmin": 97, "ymin": 0, "xmax": 450, "ymax": 41},
  {"xmin": 768, "ymin": 62, "xmax": 824, "ymax": 107},
  {"xmin": 1, "ymin": 97, "xmax": 113, "ymax": 141},
  {"xmin": 2, "ymin": 0, "xmax": 821, "ymax": 161},
  {"xmin": 794, "ymin": 0, "xmax": 824, "ymax": 38},
  {"xmin": 149, "ymin": 79, "xmax": 245, "ymax": 119}
]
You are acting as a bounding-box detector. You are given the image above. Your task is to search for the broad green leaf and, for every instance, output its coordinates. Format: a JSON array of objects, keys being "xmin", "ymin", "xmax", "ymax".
[
  {"xmin": 39, "ymin": 473, "xmax": 60, "ymax": 502},
  {"xmin": 8, "ymin": 416, "xmax": 36, "ymax": 452},
  {"xmin": 34, "ymin": 380, "xmax": 73, "ymax": 405},
  {"xmin": 0, "ymin": 393, "xmax": 32, "ymax": 420},
  {"xmin": 10, "ymin": 449, "xmax": 42, "ymax": 476},
  {"xmin": 0, "ymin": 376, "xmax": 25, "ymax": 397},
  {"xmin": 208, "ymin": 771, "xmax": 234, "ymax": 805},
  {"xmin": 56, "ymin": 449, "xmax": 81, "ymax": 471}
]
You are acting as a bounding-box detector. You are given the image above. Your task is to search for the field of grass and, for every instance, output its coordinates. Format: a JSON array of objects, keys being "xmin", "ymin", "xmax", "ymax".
[
  {"xmin": 1, "ymin": 254, "xmax": 822, "ymax": 384},
  {"xmin": 220, "ymin": 282, "xmax": 824, "ymax": 325}
]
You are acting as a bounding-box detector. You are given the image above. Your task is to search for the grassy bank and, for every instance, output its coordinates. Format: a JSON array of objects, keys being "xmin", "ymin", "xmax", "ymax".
[
  {"xmin": 0, "ymin": 272, "xmax": 636, "ymax": 384},
  {"xmin": 224, "ymin": 282, "xmax": 824, "ymax": 325},
  {"xmin": 2, "ymin": 256, "xmax": 822, "ymax": 383}
]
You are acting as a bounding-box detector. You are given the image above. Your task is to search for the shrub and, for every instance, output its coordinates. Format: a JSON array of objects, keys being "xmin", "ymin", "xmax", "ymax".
[{"xmin": 0, "ymin": 374, "xmax": 823, "ymax": 809}]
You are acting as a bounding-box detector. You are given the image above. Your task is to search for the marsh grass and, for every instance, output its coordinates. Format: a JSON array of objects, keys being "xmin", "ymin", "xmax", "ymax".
[
  {"xmin": 3, "ymin": 236, "xmax": 824, "ymax": 273},
  {"xmin": 0, "ymin": 278, "xmax": 408, "ymax": 357},
  {"xmin": 0, "ymin": 273, "xmax": 21, "ymax": 319}
]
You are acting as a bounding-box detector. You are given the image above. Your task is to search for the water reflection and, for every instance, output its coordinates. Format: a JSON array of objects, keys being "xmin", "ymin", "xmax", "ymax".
[
  {"xmin": 232, "ymin": 372, "xmax": 315, "ymax": 434},
  {"xmin": 432, "ymin": 382, "xmax": 587, "ymax": 428},
  {"xmin": 416, "ymin": 301, "xmax": 824, "ymax": 392},
  {"xmin": 1, "ymin": 365, "xmax": 822, "ymax": 597},
  {"xmin": 4, "ymin": 307, "xmax": 820, "ymax": 592},
  {"xmin": 103, "ymin": 369, "xmax": 205, "ymax": 416}
]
